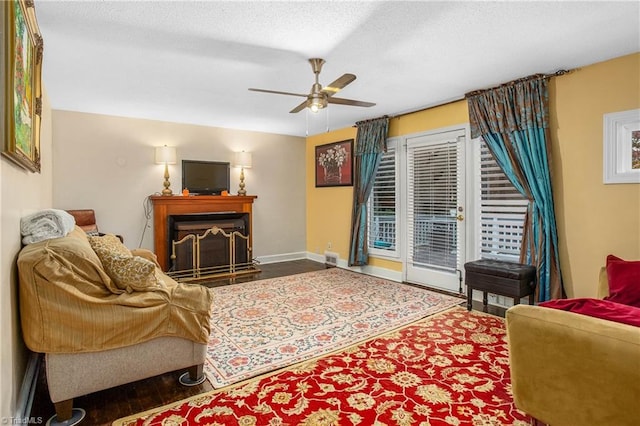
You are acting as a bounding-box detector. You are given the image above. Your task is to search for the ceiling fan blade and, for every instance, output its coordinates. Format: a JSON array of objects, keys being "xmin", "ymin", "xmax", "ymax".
[
  {"xmin": 327, "ymin": 97, "xmax": 376, "ymax": 107},
  {"xmin": 322, "ymin": 73, "xmax": 356, "ymax": 96},
  {"xmin": 289, "ymin": 100, "xmax": 308, "ymax": 113},
  {"xmin": 249, "ymin": 88, "xmax": 308, "ymax": 98}
]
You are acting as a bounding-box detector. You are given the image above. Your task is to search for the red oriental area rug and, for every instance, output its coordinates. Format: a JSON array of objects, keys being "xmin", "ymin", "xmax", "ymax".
[
  {"xmin": 204, "ymin": 268, "xmax": 462, "ymax": 388},
  {"xmin": 115, "ymin": 307, "xmax": 531, "ymax": 426}
]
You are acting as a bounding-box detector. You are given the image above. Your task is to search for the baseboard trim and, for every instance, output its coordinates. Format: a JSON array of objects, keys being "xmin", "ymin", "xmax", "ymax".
[
  {"xmin": 305, "ymin": 252, "xmax": 403, "ymax": 282},
  {"xmin": 256, "ymin": 251, "xmax": 308, "ymax": 265},
  {"xmin": 306, "ymin": 251, "xmax": 326, "ymax": 264},
  {"xmin": 15, "ymin": 352, "xmax": 40, "ymax": 419}
]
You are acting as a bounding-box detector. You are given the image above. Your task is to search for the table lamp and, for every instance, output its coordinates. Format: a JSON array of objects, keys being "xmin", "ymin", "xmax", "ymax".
[{"xmin": 155, "ymin": 145, "xmax": 177, "ymax": 196}]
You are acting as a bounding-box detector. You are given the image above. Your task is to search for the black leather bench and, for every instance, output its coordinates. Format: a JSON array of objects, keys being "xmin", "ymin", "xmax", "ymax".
[{"xmin": 464, "ymin": 259, "xmax": 536, "ymax": 312}]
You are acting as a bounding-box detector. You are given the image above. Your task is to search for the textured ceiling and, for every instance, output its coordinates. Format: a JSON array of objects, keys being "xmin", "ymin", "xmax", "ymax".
[{"xmin": 35, "ymin": 1, "xmax": 640, "ymax": 137}]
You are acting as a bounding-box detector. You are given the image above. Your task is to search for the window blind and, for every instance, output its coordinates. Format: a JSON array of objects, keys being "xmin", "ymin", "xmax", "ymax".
[
  {"xmin": 407, "ymin": 137, "xmax": 461, "ymax": 272},
  {"xmin": 368, "ymin": 145, "xmax": 397, "ymax": 254},
  {"xmin": 479, "ymin": 140, "xmax": 527, "ymax": 261}
]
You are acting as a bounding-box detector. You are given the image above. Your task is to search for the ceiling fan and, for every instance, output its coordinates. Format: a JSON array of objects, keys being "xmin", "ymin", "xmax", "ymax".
[{"xmin": 249, "ymin": 58, "xmax": 376, "ymax": 113}]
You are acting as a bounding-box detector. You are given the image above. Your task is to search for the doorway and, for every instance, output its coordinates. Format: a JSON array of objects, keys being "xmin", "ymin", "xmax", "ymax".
[{"xmin": 405, "ymin": 128, "xmax": 467, "ymax": 293}]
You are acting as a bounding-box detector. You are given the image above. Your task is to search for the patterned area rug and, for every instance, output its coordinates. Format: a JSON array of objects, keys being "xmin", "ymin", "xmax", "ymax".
[
  {"xmin": 115, "ymin": 307, "xmax": 531, "ymax": 425},
  {"xmin": 204, "ymin": 268, "xmax": 462, "ymax": 388}
]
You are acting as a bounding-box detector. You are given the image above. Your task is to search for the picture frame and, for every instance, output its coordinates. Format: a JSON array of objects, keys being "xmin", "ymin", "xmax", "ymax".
[
  {"xmin": 315, "ymin": 139, "xmax": 354, "ymax": 187},
  {"xmin": 603, "ymin": 108, "xmax": 640, "ymax": 184},
  {"xmin": 2, "ymin": 0, "xmax": 43, "ymax": 173}
]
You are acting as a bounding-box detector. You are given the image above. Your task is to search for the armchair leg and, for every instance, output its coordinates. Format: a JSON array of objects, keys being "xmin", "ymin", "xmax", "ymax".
[
  {"xmin": 178, "ymin": 363, "xmax": 206, "ymax": 386},
  {"xmin": 48, "ymin": 399, "xmax": 85, "ymax": 426},
  {"xmin": 54, "ymin": 399, "xmax": 72, "ymax": 421}
]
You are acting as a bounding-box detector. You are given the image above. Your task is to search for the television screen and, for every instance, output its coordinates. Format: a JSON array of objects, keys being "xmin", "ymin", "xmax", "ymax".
[{"xmin": 182, "ymin": 160, "xmax": 230, "ymax": 195}]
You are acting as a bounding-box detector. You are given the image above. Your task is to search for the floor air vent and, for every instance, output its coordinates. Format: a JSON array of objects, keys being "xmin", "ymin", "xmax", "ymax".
[{"xmin": 324, "ymin": 251, "xmax": 338, "ymax": 267}]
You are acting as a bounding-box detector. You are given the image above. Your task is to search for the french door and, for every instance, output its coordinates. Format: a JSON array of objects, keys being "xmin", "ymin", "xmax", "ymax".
[{"xmin": 405, "ymin": 129, "xmax": 466, "ymax": 293}]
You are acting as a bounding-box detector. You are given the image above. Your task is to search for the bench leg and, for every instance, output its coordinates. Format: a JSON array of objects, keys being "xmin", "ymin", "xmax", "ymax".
[
  {"xmin": 482, "ymin": 291, "xmax": 488, "ymax": 312},
  {"xmin": 466, "ymin": 285, "xmax": 473, "ymax": 311},
  {"xmin": 529, "ymin": 293, "xmax": 535, "ymax": 305}
]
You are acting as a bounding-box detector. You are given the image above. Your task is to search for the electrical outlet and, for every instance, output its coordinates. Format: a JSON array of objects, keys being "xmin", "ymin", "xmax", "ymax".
[{"xmin": 327, "ymin": 241, "xmax": 332, "ymax": 249}]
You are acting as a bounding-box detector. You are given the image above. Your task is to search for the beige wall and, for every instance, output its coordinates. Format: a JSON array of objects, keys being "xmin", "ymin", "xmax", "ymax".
[
  {"xmin": 550, "ymin": 53, "xmax": 640, "ymax": 297},
  {"xmin": 51, "ymin": 111, "xmax": 307, "ymax": 261},
  {"xmin": 1, "ymin": 91, "xmax": 53, "ymax": 417},
  {"xmin": 306, "ymin": 53, "xmax": 640, "ymax": 298}
]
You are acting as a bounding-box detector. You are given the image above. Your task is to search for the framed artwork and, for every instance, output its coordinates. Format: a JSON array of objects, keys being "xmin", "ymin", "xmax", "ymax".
[
  {"xmin": 603, "ymin": 108, "xmax": 640, "ymax": 184},
  {"xmin": 2, "ymin": 0, "xmax": 43, "ymax": 173},
  {"xmin": 315, "ymin": 139, "xmax": 353, "ymax": 187}
]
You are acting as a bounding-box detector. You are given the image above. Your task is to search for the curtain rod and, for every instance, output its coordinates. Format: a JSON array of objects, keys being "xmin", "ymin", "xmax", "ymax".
[
  {"xmin": 352, "ymin": 69, "xmax": 572, "ymax": 127},
  {"xmin": 354, "ymin": 115, "xmax": 390, "ymax": 126},
  {"xmin": 465, "ymin": 69, "xmax": 571, "ymax": 98},
  {"xmin": 351, "ymin": 96, "xmax": 464, "ymax": 127}
]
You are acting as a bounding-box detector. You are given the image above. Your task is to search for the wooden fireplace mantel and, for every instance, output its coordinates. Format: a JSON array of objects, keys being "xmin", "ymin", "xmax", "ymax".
[{"xmin": 150, "ymin": 195, "xmax": 257, "ymax": 271}]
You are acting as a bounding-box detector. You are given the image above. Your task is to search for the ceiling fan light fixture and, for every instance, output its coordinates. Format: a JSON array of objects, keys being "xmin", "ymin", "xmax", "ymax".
[{"xmin": 308, "ymin": 93, "xmax": 327, "ymax": 113}]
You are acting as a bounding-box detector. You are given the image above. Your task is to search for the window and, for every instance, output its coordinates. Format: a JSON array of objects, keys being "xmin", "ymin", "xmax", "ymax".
[
  {"xmin": 368, "ymin": 139, "xmax": 399, "ymax": 257},
  {"xmin": 478, "ymin": 139, "xmax": 527, "ymax": 261}
]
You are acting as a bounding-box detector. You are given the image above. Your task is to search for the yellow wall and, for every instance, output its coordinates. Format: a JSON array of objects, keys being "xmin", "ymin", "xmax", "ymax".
[
  {"xmin": 550, "ymin": 53, "xmax": 640, "ymax": 297},
  {"xmin": 306, "ymin": 53, "xmax": 640, "ymax": 297},
  {"xmin": 306, "ymin": 100, "xmax": 468, "ymax": 271},
  {"xmin": 306, "ymin": 127, "xmax": 357, "ymax": 260}
]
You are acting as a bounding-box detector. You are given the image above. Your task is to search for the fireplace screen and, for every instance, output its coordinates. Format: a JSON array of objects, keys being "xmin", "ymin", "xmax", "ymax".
[{"xmin": 167, "ymin": 213, "xmax": 257, "ymax": 281}]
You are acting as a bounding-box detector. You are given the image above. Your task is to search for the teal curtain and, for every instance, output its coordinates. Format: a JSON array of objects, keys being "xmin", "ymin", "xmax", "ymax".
[
  {"xmin": 467, "ymin": 76, "xmax": 564, "ymax": 301},
  {"xmin": 348, "ymin": 117, "xmax": 390, "ymax": 266}
]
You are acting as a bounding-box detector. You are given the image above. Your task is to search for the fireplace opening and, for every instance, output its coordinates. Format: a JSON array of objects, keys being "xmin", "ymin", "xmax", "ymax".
[{"xmin": 167, "ymin": 212, "xmax": 256, "ymax": 280}]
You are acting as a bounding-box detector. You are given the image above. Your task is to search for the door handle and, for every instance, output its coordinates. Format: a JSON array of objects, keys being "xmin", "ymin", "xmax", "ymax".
[{"xmin": 456, "ymin": 214, "xmax": 464, "ymax": 221}]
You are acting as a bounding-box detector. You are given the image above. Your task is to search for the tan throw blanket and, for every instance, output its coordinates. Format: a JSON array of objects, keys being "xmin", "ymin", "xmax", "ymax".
[{"xmin": 18, "ymin": 226, "xmax": 213, "ymax": 353}]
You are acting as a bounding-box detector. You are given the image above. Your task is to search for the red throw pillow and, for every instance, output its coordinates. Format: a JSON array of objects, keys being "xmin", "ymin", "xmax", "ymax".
[
  {"xmin": 604, "ymin": 255, "xmax": 640, "ymax": 308},
  {"xmin": 539, "ymin": 298, "xmax": 640, "ymax": 327}
]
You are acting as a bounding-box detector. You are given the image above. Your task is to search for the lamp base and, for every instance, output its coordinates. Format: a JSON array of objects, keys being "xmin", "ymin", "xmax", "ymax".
[
  {"xmin": 237, "ymin": 167, "xmax": 247, "ymax": 196},
  {"xmin": 162, "ymin": 163, "xmax": 173, "ymax": 196}
]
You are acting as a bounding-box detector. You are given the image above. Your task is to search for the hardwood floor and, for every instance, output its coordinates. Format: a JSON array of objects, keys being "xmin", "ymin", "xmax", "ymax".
[
  {"xmin": 29, "ymin": 259, "xmax": 327, "ymax": 426},
  {"xmin": 29, "ymin": 259, "xmax": 501, "ymax": 425}
]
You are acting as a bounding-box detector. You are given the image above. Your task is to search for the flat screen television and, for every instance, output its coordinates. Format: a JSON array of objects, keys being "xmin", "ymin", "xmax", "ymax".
[{"xmin": 182, "ymin": 160, "xmax": 230, "ymax": 195}]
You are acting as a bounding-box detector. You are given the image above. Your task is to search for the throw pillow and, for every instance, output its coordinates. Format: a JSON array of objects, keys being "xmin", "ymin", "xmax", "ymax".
[
  {"xmin": 604, "ymin": 255, "xmax": 640, "ymax": 308},
  {"xmin": 539, "ymin": 298, "xmax": 640, "ymax": 327},
  {"xmin": 88, "ymin": 234, "xmax": 161, "ymax": 293}
]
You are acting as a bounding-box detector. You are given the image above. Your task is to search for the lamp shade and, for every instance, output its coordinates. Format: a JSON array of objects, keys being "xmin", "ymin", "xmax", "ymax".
[
  {"xmin": 233, "ymin": 151, "xmax": 252, "ymax": 168},
  {"xmin": 155, "ymin": 145, "xmax": 177, "ymax": 164}
]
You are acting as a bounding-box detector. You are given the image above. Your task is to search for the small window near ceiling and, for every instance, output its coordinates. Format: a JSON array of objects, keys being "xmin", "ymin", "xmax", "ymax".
[
  {"xmin": 478, "ymin": 139, "xmax": 528, "ymax": 261},
  {"xmin": 368, "ymin": 139, "xmax": 399, "ymax": 257}
]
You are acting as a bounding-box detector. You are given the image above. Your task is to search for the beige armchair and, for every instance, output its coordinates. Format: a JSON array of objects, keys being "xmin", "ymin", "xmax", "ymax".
[
  {"xmin": 506, "ymin": 269, "xmax": 640, "ymax": 426},
  {"xmin": 18, "ymin": 226, "xmax": 213, "ymax": 425}
]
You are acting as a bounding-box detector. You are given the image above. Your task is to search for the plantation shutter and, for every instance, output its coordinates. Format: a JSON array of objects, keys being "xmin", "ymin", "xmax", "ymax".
[
  {"xmin": 479, "ymin": 140, "xmax": 528, "ymax": 261},
  {"xmin": 407, "ymin": 135, "xmax": 463, "ymax": 273},
  {"xmin": 368, "ymin": 143, "xmax": 397, "ymax": 254}
]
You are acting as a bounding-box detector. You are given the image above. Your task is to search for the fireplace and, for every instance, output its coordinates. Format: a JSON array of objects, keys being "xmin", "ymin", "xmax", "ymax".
[
  {"xmin": 150, "ymin": 195, "xmax": 257, "ymax": 271},
  {"xmin": 167, "ymin": 212, "xmax": 256, "ymax": 280}
]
